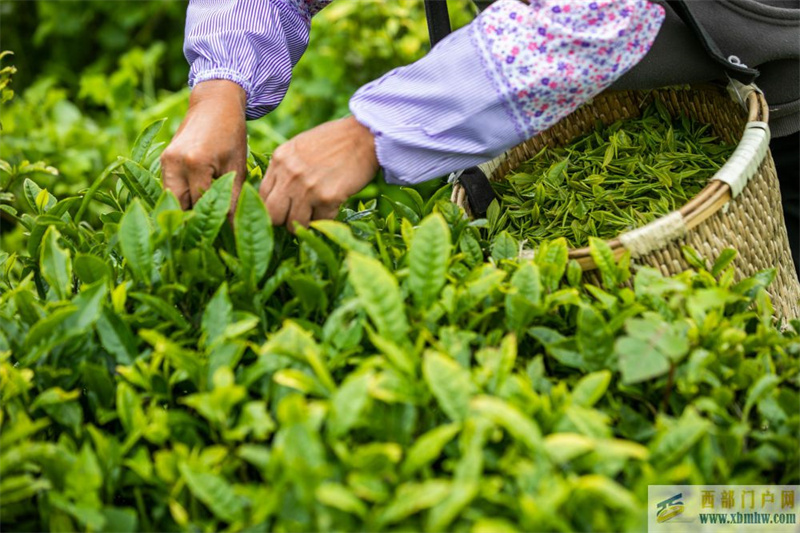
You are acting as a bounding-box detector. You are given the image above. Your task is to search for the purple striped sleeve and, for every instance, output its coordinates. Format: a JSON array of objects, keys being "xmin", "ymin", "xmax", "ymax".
[
  {"xmin": 185, "ymin": 0, "xmax": 326, "ymax": 120},
  {"xmin": 349, "ymin": 0, "xmax": 665, "ymax": 185}
]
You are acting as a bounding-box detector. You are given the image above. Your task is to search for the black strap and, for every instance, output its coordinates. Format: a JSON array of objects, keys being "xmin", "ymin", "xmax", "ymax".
[
  {"xmin": 424, "ymin": 0, "xmax": 452, "ymax": 48},
  {"xmin": 666, "ymin": 0, "xmax": 759, "ymax": 84},
  {"xmin": 458, "ymin": 166, "xmax": 497, "ymax": 218}
]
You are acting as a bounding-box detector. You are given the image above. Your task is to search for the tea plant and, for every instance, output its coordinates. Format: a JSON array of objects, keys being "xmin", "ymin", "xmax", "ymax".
[{"xmin": 0, "ymin": 121, "xmax": 797, "ymax": 532}]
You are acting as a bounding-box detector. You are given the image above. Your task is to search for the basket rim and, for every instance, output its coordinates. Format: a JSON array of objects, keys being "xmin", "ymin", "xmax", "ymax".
[{"xmin": 458, "ymin": 83, "xmax": 770, "ymax": 270}]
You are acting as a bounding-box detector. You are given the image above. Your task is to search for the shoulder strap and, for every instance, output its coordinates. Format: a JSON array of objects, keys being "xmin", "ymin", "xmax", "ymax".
[
  {"xmin": 424, "ymin": 0, "xmax": 452, "ymax": 48},
  {"xmin": 665, "ymin": 0, "xmax": 759, "ymax": 84}
]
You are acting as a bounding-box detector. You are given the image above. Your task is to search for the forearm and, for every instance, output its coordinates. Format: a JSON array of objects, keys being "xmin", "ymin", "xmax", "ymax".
[
  {"xmin": 184, "ymin": 0, "xmax": 330, "ymax": 119},
  {"xmin": 350, "ymin": 0, "xmax": 666, "ymax": 185}
]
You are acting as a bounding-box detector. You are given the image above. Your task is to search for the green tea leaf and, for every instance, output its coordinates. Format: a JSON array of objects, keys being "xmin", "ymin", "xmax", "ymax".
[
  {"xmin": 118, "ymin": 199, "xmax": 153, "ymax": 285},
  {"xmin": 407, "ymin": 213, "xmax": 451, "ymax": 307},
  {"xmin": 130, "ymin": 118, "xmax": 165, "ymax": 163},
  {"xmin": 74, "ymin": 254, "xmax": 112, "ymax": 285},
  {"xmin": 202, "ymin": 282, "xmax": 232, "ymax": 347},
  {"xmin": 347, "ymin": 252, "xmax": 409, "ymax": 344},
  {"xmin": 234, "ymin": 182, "xmax": 273, "ymax": 285},
  {"xmin": 96, "ymin": 309, "xmax": 137, "ymax": 364},
  {"xmin": 40, "ymin": 227, "xmax": 72, "ymax": 299},
  {"xmin": 178, "ymin": 463, "xmax": 245, "ymax": 523},
  {"xmin": 589, "ymin": 237, "xmax": 618, "ymax": 288},
  {"xmin": 571, "ymin": 370, "xmax": 611, "ymax": 407},
  {"xmin": 401, "ymin": 423, "xmax": 461, "ymax": 476},
  {"xmin": 329, "ymin": 372, "xmax": 371, "ymax": 437},
  {"xmin": 316, "ymin": 482, "xmax": 367, "ymax": 518},
  {"xmin": 491, "ymin": 231, "xmax": 518, "ymax": 261},
  {"xmin": 423, "ymin": 351, "xmax": 475, "ymax": 422},
  {"xmin": 119, "ymin": 160, "xmax": 161, "ymax": 207},
  {"xmin": 544, "ymin": 433, "xmax": 594, "ymax": 464},
  {"xmin": 311, "ymin": 220, "xmax": 375, "ymax": 257},
  {"xmin": 711, "ymin": 248, "xmax": 737, "ymax": 277},
  {"xmin": 470, "ymin": 396, "xmax": 542, "ymax": 452},
  {"xmin": 536, "ymin": 238, "xmax": 568, "ymax": 292},
  {"xmin": 184, "ymin": 172, "xmax": 234, "ymax": 248},
  {"xmin": 377, "ymin": 479, "xmax": 451, "ymax": 526}
]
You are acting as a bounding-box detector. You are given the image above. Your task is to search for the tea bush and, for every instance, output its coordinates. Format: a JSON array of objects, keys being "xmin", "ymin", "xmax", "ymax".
[{"xmin": 1, "ymin": 120, "xmax": 798, "ymax": 532}]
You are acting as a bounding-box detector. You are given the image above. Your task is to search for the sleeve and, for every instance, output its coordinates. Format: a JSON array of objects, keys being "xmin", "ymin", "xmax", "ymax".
[
  {"xmin": 349, "ymin": 0, "xmax": 666, "ymax": 185},
  {"xmin": 184, "ymin": 0, "xmax": 332, "ymax": 120}
]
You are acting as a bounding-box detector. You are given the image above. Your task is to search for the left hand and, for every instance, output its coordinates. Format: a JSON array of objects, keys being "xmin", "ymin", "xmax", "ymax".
[{"xmin": 260, "ymin": 116, "xmax": 379, "ymax": 231}]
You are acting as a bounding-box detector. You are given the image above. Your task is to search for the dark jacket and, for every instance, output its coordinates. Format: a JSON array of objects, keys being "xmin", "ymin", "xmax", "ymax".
[{"xmin": 612, "ymin": 0, "xmax": 800, "ymax": 137}]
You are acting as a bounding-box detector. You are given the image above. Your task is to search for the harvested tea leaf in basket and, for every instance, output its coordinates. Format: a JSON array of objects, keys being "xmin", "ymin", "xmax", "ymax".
[{"xmin": 488, "ymin": 101, "xmax": 735, "ymax": 248}]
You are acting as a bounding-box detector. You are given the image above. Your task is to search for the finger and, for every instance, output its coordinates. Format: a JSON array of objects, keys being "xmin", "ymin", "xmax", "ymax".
[
  {"xmin": 186, "ymin": 163, "xmax": 214, "ymax": 207},
  {"xmin": 311, "ymin": 204, "xmax": 340, "ymax": 222},
  {"xmin": 259, "ymin": 164, "xmax": 277, "ymax": 204},
  {"xmin": 266, "ymin": 187, "xmax": 292, "ymax": 227},
  {"xmin": 226, "ymin": 161, "xmax": 248, "ymax": 223},
  {"xmin": 161, "ymin": 158, "xmax": 192, "ymax": 210},
  {"xmin": 288, "ymin": 201, "xmax": 312, "ymax": 234}
]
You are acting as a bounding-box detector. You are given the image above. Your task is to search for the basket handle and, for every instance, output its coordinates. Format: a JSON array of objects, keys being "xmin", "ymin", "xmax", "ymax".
[
  {"xmin": 619, "ymin": 211, "xmax": 688, "ymax": 259},
  {"xmin": 710, "ymin": 120, "xmax": 771, "ymax": 199}
]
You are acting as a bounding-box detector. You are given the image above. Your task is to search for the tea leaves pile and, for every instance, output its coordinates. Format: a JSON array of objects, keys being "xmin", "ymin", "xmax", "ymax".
[{"xmin": 489, "ymin": 101, "xmax": 735, "ymax": 247}]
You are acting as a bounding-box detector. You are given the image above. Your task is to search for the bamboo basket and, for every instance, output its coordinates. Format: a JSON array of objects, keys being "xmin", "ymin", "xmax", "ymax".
[{"xmin": 451, "ymin": 83, "xmax": 800, "ymax": 319}]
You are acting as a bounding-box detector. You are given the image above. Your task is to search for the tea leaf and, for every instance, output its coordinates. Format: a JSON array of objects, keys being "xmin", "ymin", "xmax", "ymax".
[
  {"xmin": 40, "ymin": 227, "xmax": 72, "ymax": 299},
  {"xmin": 118, "ymin": 199, "xmax": 153, "ymax": 285},
  {"xmin": 589, "ymin": 237, "xmax": 618, "ymax": 288},
  {"xmin": 185, "ymin": 172, "xmax": 234, "ymax": 248},
  {"xmin": 234, "ymin": 182, "xmax": 273, "ymax": 285},
  {"xmin": 120, "ymin": 160, "xmax": 161, "ymax": 207},
  {"xmin": 130, "ymin": 118, "xmax": 165, "ymax": 164},
  {"xmin": 571, "ymin": 370, "xmax": 612, "ymax": 407},
  {"xmin": 408, "ymin": 213, "xmax": 451, "ymax": 307},
  {"xmin": 377, "ymin": 479, "xmax": 451, "ymax": 526},
  {"xmin": 73, "ymin": 254, "xmax": 111, "ymax": 285},
  {"xmin": 423, "ymin": 351, "xmax": 475, "ymax": 422},
  {"xmin": 401, "ymin": 423, "xmax": 461, "ymax": 476},
  {"xmin": 202, "ymin": 282, "xmax": 232, "ymax": 347},
  {"xmin": 178, "ymin": 463, "xmax": 245, "ymax": 523},
  {"xmin": 316, "ymin": 482, "xmax": 367, "ymax": 518},
  {"xmin": 347, "ymin": 252, "xmax": 408, "ymax": 344},
  {"xmin": 491, "ymin": 231, "xmax": 517, "ymax": 261}
]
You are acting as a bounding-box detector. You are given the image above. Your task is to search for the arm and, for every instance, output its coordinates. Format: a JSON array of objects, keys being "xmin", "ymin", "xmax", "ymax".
[
  {"xmin": 261, "ymin": 0, "xmax": 665, "ymax": 228},
  {"xmin": 162, "ymin": 0, "xmax": 330, "ymax": 211},
  {"xmin": 350, "ymin": 0, "xmax": 666, "ymax": 184}
]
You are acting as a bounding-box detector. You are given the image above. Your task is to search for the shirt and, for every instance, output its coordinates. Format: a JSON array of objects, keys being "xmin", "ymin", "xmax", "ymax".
[{"xmin": 184, "ymin": 0, "xmax": 665, "ymax": 185}]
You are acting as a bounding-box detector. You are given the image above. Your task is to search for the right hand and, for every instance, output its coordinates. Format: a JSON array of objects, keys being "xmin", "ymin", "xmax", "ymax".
[{"xmin": 161, "ymin": 80, "xmax": 248, "ymax": 215}]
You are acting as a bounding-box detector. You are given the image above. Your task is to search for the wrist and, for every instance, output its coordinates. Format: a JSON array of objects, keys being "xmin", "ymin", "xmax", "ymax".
[
  {"xmin": 190, "ymin": 80, "xmax": 247, "ymax": 115},
  {"xmin": 347, "ymin": 115, "xmax": 379, "ymax": 173}
]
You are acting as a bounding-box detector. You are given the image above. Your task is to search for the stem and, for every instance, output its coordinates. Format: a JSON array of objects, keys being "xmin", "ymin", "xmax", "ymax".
[
  {"xmin": 75, "ymin": 159, "xmax": 123, "ymax": 223},
  {"xmin": 661, "ymin": 363, "xmax": 675, "ymax": 413}
]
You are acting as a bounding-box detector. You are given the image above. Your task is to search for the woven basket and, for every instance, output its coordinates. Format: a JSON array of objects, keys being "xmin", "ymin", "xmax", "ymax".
[{"xmin": 452, "ymin": 83, "xmax": 800, "ymax": 319}]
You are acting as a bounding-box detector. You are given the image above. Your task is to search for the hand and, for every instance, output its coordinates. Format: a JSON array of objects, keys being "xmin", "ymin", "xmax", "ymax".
[
  {"xmin": 161, "ymin": 80, "xmax": 248, "ymax": 214},
  {"xmin": 260, "ymin": 116, "xmax": 379, "ymax": 231}
]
